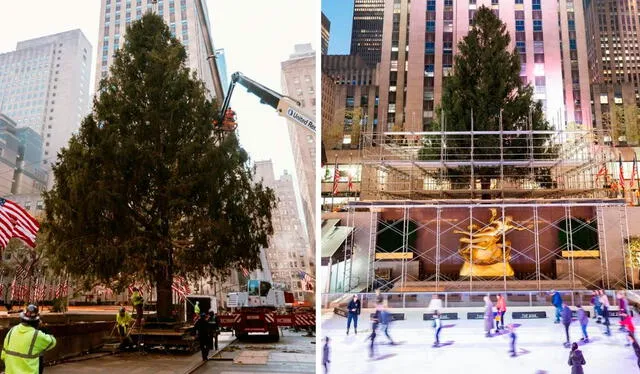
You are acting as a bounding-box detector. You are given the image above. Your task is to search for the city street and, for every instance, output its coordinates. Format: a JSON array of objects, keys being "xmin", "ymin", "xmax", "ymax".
[
  {"xmin": 193, "ymin": 330, "xmax": 316, "ymax": 374},
  {"xmin": 322, "ymin": 309, "xmax": 640, "ymax": 374}
]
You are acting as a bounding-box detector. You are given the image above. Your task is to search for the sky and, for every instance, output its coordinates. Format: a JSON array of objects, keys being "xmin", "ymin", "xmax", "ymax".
[
  {"xmin": 0, "ymin": 0, "xmax": 316, "ymax": 178},
  {"xmin": 321, "ymin": 0, "xmax": 352, "ymax": 54}
]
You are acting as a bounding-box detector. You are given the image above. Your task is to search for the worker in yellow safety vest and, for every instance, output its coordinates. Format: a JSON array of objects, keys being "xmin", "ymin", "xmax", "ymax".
[
  {"xmin": 116, "ymin": 307, "xmax": 134, "ymax": 350},
  {"xmin": 131, "ymin": 287, "xmax": 144, "ymax": 325},
  {"xmin": 1, "ymin": 304, "xmax": 56, "ymax": 373}
]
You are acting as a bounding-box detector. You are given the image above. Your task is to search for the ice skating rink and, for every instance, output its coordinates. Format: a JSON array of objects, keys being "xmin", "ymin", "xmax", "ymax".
[{"xmin": 321, "ymin": 310, "xmax": 640, "ymax": 374}]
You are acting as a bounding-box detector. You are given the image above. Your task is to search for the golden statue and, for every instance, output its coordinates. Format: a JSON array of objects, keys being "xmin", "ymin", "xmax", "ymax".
[{"xmin": 455, "ymin": 209, "xmax": 528, "ymax": 277}]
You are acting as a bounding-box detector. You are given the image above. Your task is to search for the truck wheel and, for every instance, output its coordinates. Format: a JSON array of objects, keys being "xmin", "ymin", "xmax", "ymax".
[
  {"xmin": 268, "ymin": 328, "xmax": 280, "ymax": 342},
  {"xmin": 236, "ymin": 331, "xmax": 249, "ymax": 341}
]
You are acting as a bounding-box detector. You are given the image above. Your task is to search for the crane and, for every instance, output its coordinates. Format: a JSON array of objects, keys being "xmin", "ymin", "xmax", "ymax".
[{"xmin": 216, "ymin": 72, "xmax": 316, "ymax": 135}]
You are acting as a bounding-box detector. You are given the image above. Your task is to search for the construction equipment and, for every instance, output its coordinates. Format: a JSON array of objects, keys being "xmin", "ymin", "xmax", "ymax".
[
  {"xmin": 219, "ymin": 280, "xmax": 315, "ymax": 341},
  {"xmin": 213, "ymin": 72, "xmax": 316, "ymax": 134}
]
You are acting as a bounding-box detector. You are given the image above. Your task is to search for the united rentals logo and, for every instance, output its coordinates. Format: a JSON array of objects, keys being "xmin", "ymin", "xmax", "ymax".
[{"xmin": 286, "ymin": 108, "xmax": 316, "ymax": 132}]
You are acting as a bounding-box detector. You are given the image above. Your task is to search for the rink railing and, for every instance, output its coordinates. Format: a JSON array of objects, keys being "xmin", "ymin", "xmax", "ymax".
[{"xmin": 322, "ymin": 290, "xmax": 631, "ymax": 310}]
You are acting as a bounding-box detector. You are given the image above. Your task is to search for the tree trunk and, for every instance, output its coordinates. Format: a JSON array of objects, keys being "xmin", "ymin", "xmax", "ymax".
[
  {"xmin": 481, "ymin": 178, "xmax": 491, "ymax": 200},
  {"xmin": 155, "ymin": 267, "xmax": 173, "ymax": 321}
]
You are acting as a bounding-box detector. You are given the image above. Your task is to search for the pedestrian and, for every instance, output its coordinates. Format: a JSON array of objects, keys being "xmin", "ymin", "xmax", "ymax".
[
  {"xmin": 322, "ymin": 336, "xmax": 330, "ymax": 374},
  {"xmin": 590, "ymin": 291, "xmax": 602, "ymax": 323},
  {"xmin": 628, "ymin": 332, "xmax": 640, "ymax": 369},
  {"xmin": 433, "ymin": 310, "xmax": 442, "ymax": 347},
  {"xmin": 507, "ymin": 324, "xmax": 517, "ymax": 357},
  {"xmin": 346, "ymin": 294, "xmax": 361, "ymax": 335},
  {"xmin": 428, "ymin": 294, "xmax": 443, "ymax": 314},
  {"xmin": 194, "ymin": 312, "xmax": 210, "ymax": 361},
  {"xmin": 130, "ymin": 287, "xmax": 144, "ymax": 325},
  {"xmin": 576, "ymin": 305, "xmax": 589, "ymax": 342},
  {"xmin": 1, "ymin": 304, "xmax": 56, "ymax": 374},
  {"xmin": 496, "ymin": 294, "xmax": 507, "ymax": 330},
  {"xmin": 600, "ymin": 291, "xmax": 611, "ymax": 336},
  {"xmin": 568, "ymin": 342, "xmax": 586, "ymax": 374},
  {"xmin": 561, "ymin": 303, "xmax": 573, "ymax": 347},
  {"xmin": 551, "ymin": 289, "xmax": 563, "ymax": 324},
  {"xmin": 116, "ymin": 307, "xmax": 134, "ymax": 350},
  {"xmin": 484, "ymin": 295, "xmax": 494, "ymax": 337},
  {"xmin": 208, "ymin": 310, "xmax": 219, "ymax": 351}
]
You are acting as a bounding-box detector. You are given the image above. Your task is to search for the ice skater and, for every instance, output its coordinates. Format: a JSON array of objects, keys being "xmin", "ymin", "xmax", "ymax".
[
  {"xmin": 346, "ymin": 294, "xmax": 361, "ymax": 335},
  {"xmin": 496, "ymin": 294, "xmax": 507, "ymax": 330},
  {"xmin": 600, "ymin": 291, "xmax": 611, "ymax": 336},
  {"xmin": 507, "ymin": 324, "xmax": 517, "ymax": 357},
  {"xmin": 568, "ymin": 342, "xmax": 586, "ymax": 374},
  {"xmin": 368, "ymin": 306, "xmax": 381, "ymax": 358},
  {"xmin": 590, "ymin": 290, "xmax": 602, "ymax": 323},
  {"xmin": 628, "ymin": 332, "xmax": 640, "ymax": 369},
  {"xmin": 618, "ymin": 291, "xmax": 631, "ymax": 331},
  {"xmin": 577, "ymin": 305, "xmax": 589, "ymax": 342},
  {"xmin": 322, "ymin": 337, "xmax": 330, "ymax": 374},
  {"xmin": 620, "ymin": 310, "xmax": 635, "ymax": 346},
  {"xmin": 551, "ymin": 289, "xmax": 563, "ymax": 323},
  {"xmin": 484, "ymin": 295, "xmax": 494, "ymax": 337},
  {"xmin": 432, "ymin": 311, "xmax": 442, "ymax": 347},
  {"xmin": 561, "ymin": 303, "xmax": 573, "ymax": 347},
  {"xmin": 379, "ymin": 304, "xmax": 395, "ymax": 345}
]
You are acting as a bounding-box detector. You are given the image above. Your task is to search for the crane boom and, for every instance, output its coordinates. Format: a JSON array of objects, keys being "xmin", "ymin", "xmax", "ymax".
[{"xmin": 220, "ymin": 72, "xmax": 315, "ymax": 134}]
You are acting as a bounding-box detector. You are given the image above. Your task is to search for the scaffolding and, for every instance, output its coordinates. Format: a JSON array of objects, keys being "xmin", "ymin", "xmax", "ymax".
[
  {"xmin": 339, "ymin": 199, "xmax": 635, "ymax": 293},
  {"xmin": 323, "ymin": 129, "xmax": 640, "ymax": 293},
  {"xmin": 359, "ymin": 130, "xmax": 625, "ymax": 201}
]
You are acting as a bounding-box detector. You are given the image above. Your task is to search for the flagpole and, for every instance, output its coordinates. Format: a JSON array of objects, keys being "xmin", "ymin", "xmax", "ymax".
[{"xmin": 331, "ymin": 154, "xmax": 338, "ymax": 212}]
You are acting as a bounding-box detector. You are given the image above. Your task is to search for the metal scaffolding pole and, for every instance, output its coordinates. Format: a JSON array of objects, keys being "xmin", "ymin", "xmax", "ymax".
[
  {"xmin": 624, "ymin": 205, "xmax": 635, "ymax": 289},
  {"xmin": 534, "ymin": 206, "xmax": 541, "ymax": 290},
  {"xmin": 620, "ymin": 206, "xmax": 630, "ymax": 289},
  {"xmin": 367, "ymin": 210, "xmax": 375, "ymax": 292},
  {"xmin": 502, "ymin": 206, "xmax": 507, "ymax": 291},
  {"xmin": 436, "ymin": 207, "xmax": 442, "ymax": 291},
  {"xmin": 599, "ymin": 206, "xmax": 612, "ymax": 289}
]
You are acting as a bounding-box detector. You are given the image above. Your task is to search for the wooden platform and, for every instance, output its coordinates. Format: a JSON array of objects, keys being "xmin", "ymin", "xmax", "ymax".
[{"xmin": 391, "ymin": 279, "xmax": 587, "ymax": 292}]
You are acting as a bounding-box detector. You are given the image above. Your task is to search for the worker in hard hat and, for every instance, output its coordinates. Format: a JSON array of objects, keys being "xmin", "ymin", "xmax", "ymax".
[
  {"xmin": 222, "ymin": 108, "xmax": 237, "ymax": 130},
  {"xmin": 116, "ymin": 307, "xmax": 134, "ymax": 350},
  {"xmin": 1, "ymin": 304, "xmax": 56, "ymax": 373},
  {"xmin": 130, "ymin": 287, "xmax": 144, "ymax": 325}
]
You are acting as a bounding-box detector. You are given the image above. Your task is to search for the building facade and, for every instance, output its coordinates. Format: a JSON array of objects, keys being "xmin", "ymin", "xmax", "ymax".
[
  {"xmin": 322, "ymin": 12, "xmax": 331, "ymax": 55},
  {"xmin": 215, "ymin": 48, "xmax": 230, "ymax": 96},
  {"xmin": 0, "ymin": 30, "xmax": 92, "ymax": 185},
  {"xmin": 95, "ymin": 0, "xmax": 220, "ymax": 99},
  {"xmin": 351, "ymin": 0, "xmax": 385, "ymax": 67},
  {"xmin": 255, "ymin": 160, "xmax": 310, "ymax": 301},
  {"xmin": 281, "ymin": 44, "xmax": 316, "ymax": 277},
  {"xmin": 584, "ymin": 0, "xmax": 640, "ymax": 145},
  {"xmin": 0, "ymin": 115, "xmax": 47, "ymax": 196},
  {"xmin": 377, "ymin": 0, "xmax": 591, "ymax": 132}
]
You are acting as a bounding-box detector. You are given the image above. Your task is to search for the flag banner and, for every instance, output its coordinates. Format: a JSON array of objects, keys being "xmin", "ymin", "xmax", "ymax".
[
  {"xmin": 619, "ymin": 154, "xmax": 626, "ymax": 190},
  {"xmin": 332, "ymin": 167, "xmax": 341, "ymax": 195},
  {"xmin": 0, "ymin": 198, "xmax": 40, "ymax": 249},
  {"xmin": 298, "ymin": 270, "xmax": 314, "ymax": 291}
]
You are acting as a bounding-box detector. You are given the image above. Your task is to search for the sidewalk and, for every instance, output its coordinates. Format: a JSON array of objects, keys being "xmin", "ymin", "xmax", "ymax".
[{"xmin": 46, "ymin": 332, "xmax": 236, "ymax": 374}]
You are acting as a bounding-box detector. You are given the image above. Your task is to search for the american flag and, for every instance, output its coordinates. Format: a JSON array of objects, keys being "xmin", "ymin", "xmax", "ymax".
[
  {"xmin": 55, "ymin": 279, "xmax": 69, "ymax": 299},
  {"xmin": 332, "ymin": 166, "xmax": 341, "ymax": 195},
  {"xmin": 298, "ymin": 271, "xmax": 314, "ymax": 291},
  {"xmin": 0, "ymin": 198, "xmax": 40, "ymax": 249},
  {"xmin": 240, "ymin": 266, "xmax": 250, "ymax": 278},
  {"xmin": 10, "ymin": 264, "xmax": 26, "ymax": 300},
  {"xmin": 620, "ymin": 154, "xmax": 626, "ymax": 190},
  {"xmin": 172, "ymin": 276, "xmax": 190, "ymax": 300}
]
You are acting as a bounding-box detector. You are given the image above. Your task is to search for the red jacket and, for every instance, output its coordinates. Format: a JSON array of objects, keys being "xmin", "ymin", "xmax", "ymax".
[
  {"xmin": 621, "ymin": 315, "xmax": 635, "ymax": 334},
  {"xmin": 496, "ymin": 297, "xmax": 506, "ymax": 312}
]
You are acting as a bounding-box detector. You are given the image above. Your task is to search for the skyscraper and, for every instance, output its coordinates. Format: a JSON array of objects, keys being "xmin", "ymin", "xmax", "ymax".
[
  {"xmin": 0, "ymin": 30, "xmax": 92, "ymax": 185},
  {"xmin": 322, "ymin": 12, "xmax": 331, "ymax": 55},
  {"xmin": 255, "ymin": 160, "xmax": 310, "ymax": 300},
  {"xmin": 350, "ymin": 0, "xmax": 385, "ymax": 67},
  {"xmin": 584, "ymin": 0, "xmax": 640, "ymax": 144},
  {"xmin": 281, "ymin": 44, "xmax": 316, "ymax": 278},
  {"xmin": 95, "ymin": 0, "xmax": 222, "ymax": 99},
  {"xmin": 215, "ymin": 48, "xmax": 230, "ymax": 96},
  {"xmin": 377, "ymin": 0, "xmax": 591, "ymax": 132}
]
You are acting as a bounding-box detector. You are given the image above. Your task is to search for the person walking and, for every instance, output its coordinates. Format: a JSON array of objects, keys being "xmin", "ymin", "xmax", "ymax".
[
  {"xmin": 433, "ymin": 311, "xmax": 442, "ymax": 347},
  {"xmin": 484, "ymin": 295, "xmax": 494, "ymax": 337},
  {"xmin": 130, "ymin": 287, "xmax": 144, "ymax": 325},
  {"xmin": 1, "ymin": 304, "xmax": 56, "ymax": 374},
  {"xmin": 568, "ymin": 342, "xmax": 586, "ymax": 374},
  {"xmin": 207, "ymin": 310, "xmax": 219, "ymax": 351},
  {"xmin": 194, "ymin": 312, "xmax": 210, "ymax": 361},
  {"xmin": 116, "ymin": 307, "xmax": 134, "ymax": 350},
  {"xmin": 576, "ymin": 305, "xmax": 589, "ymax": 342},
  {"xmin": 346, "ymin": 294, "xmax": 361, "ymax": 335},
  {"xmin": 561, "ymin": 303, "xmax": 573, "ymax": 347},
  {"xmin": 322, "ymin": 337, "xmax": 331, "ymax": 374},
  {"xmin": 507, "ymin": 324, "xmax": 517, "ymax": 357},
  {"xmin": 551, "ymin": 290, "xmax": 563, "ymax": 324},
  {"xmin": 590, "ymin": 291, "xmax": 602, "ymax": 323},
  {"xmin": 600, "ymin": 291, "xmax": 611, "ymax": 336},
  {"xmin": 496, "ymin": 294, "xmax": 507, "ymax": 331}
]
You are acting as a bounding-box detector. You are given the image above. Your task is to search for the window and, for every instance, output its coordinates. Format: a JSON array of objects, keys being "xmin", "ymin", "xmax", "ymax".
[
  {"xmin": 516, "ymin": 20, "xmax": 525, "ymax": 31},
  {"xmin": 532, "ymin": 0, "xmax": 541, "ymax": 10},
  {"xmin": 427, "ymin": 0, "xmax": 436, "ymax": 11},
  {"xmin": 425, "ymin": 42, "xmax": 435, "ymax": 53},
  {"xmin": 533, "ymin": 20, "xmax": 542, "ymax": 32},
  {"xmin": 426, "ymin": 21, "xmax": 436, "ymax": 32}
]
